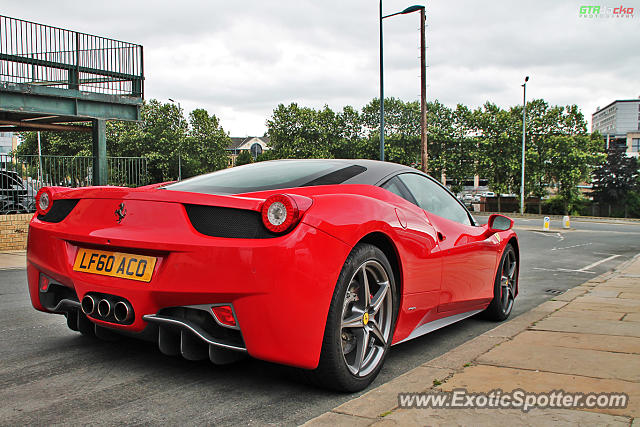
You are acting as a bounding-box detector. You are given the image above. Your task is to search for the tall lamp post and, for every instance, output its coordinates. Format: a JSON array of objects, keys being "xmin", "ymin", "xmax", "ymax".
[
  {"xmin": 520, "ymin": 76, "xmax": 529, "ymax": 215},
  {"xmin": 168, "ymin": 98, "xmax": 182, "ymax": 181},
  {"xmin": 379, "ymin": 2, "xmax": 426, "ymax": 166}
]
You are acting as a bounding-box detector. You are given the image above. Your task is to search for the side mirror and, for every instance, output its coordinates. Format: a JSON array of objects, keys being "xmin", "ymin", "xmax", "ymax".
[{"xmin": 487, "ymin": 214, "xmax": 513, "ymax": 232}]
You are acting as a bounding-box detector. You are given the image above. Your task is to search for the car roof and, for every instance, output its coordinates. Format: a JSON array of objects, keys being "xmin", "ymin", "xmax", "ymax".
[{"xmin": 258, "ymin": 159, "xmax": 420, "ymax": 186}]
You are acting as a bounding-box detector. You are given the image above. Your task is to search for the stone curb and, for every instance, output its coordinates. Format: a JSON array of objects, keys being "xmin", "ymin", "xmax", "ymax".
[
  {"xmin": 0, "ymin": 250, "xmax": 26, "ymax": 270},
  {"xmin": 303, "ymin": 254, "xmax": 639, "ymax": 426},
  {"xmin": 474, "ymin": 211, "xmax": 640, "ymax": 223}
]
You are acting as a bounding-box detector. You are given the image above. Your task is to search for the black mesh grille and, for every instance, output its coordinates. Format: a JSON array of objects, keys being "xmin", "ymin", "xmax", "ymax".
[
  {"xmin": 184, "ymin": 204, "xmax": 278, "ymax": 239},
  {"xmin": 37, "ymin": 199, "xmax": 79, "ymax": 223}
]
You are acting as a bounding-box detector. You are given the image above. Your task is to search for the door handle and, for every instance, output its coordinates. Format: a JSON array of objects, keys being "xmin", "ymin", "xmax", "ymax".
[{"xmin": 437, "ymin": 232, "xmax": 446, "ymax": 241}]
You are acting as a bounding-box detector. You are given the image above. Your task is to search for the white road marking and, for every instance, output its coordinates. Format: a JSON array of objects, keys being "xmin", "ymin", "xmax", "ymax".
[
  {"xmin": 551, "ymin": 243, "xmax": 592, "ymax": 251},
  {"xmin": 577, "ymin": 254, "xmax": 621, "ymax": 272},
  {"xmin": 556, "ymin": 268, "xmax": 597, "ymax": 274},
  {"xmin": 535, "ymin": 232, "xmax": 564, "ymax": 241},
  {"xmin": 531, "ymin": 267, "xmax": 597, "ymax": 275}
]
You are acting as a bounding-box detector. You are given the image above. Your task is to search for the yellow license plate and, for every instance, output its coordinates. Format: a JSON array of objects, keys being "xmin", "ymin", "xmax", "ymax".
[{"xmin": 73, "ymin": 248, "xmax": 157, "ymax": 282}]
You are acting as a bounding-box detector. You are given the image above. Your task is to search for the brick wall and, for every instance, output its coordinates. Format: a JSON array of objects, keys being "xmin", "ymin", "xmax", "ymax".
[{"xmin": 0, "ymin": 213, "xmax": 33, "ymax": 251}]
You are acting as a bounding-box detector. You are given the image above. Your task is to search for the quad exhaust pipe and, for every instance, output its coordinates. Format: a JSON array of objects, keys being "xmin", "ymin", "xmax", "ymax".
[
  {"xmin": 81, "ymin": 293, "xmax": 134, "ymax": 324},
  {"xmin": 113, "ymin": 301, "xmax": 133, "ymax": 323},
  {"xmin": 81, "ymin": 295, "xmax": 96, "ymax": 315},
  {"xmin": 97, "ymin": 299, "xmax": 111, "ymax": 318}
]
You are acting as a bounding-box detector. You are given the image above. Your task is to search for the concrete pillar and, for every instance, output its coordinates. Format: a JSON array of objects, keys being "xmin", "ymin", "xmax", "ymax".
[{"xmin": 92, "ymin": 119, "xmax": 107, "ymax": 186}]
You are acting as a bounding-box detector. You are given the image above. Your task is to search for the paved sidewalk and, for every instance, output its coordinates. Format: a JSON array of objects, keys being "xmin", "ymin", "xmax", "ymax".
[
  {"xmin": 305, "ymin": 255, "xmax": 640, "ymax": 426},
  {"xmin": 0, "ymin": 250, "xmax": 26, "ymax": 269}
]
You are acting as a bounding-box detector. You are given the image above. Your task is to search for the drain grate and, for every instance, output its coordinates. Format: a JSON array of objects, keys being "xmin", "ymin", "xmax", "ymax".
[{"xmin": 545, "ymin": 289, "xmax": 564, "ymax": 295}]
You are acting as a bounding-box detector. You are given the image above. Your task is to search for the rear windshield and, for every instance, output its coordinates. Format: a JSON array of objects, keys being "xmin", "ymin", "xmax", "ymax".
[{"xmin": 164, "ymin": 160, "xmax": 366, "ymax": 195}]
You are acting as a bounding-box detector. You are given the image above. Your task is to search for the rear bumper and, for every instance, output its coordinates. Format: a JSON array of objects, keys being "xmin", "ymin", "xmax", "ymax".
[{"xmin": 27, "ymin": 219, "xmax": 351, "ymax": 369}]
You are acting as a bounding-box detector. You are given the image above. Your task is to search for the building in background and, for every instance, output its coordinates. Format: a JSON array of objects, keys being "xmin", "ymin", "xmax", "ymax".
[
  {"xmin": 592, "ymin": 99, "xmax": 640, "ymax": 157},
  {"xmin": 0, "ymin": 132, "xmax": 18, "ymax": 154},
  {"xmin": 227, "ymin": 136, "xmax": 270, "ymax": 166}
]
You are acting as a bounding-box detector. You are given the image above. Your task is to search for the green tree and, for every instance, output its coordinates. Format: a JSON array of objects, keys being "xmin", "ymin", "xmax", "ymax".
[
  {"xmin": 235, "ymin": 150, "xmax": 253, "ymax": 166},
  {"xmin": 518, "ymin": 100, "xmax": 559, "ymax": 205},
  {"xmin": 471, "ymin": 102, "xmax": 521, "ymax": 211},
  {"xmin": 330, "ymin": 105, "xmax": 364, "ymax": 159},
  {"xmin": 18, "ymin": 100, "xmax": 193, "ymax": 183},
  {"xmin": 545, "ymin": 133, "xmax": 604, "ymax": 214},
  {"xmin": 361, "ymin": 98, "xmax": 420, "ymax": 166},
  {"xmin": 427, "ymin": 102, "xmax": 477, "ymax": 193},
  {"xmin": 266, "ymin": 103, "xmax": 334, "ymax": 158},
  {"xmin": 255, "ymin": 149, "xmax": 280, "ymax": 162},
  {"xmin": 592, "ymin": 143, "xmax": 639, "ymax": 217},
  {"xmin": 182, "ymin": 108, "xmax": 231, "ymax": 177},
  {"xmin": 17, "ymin": 127, "xmax": 92, "ymax": 157},
  {"xmin": 117, "ymin": 99, "xmax": 187, "ymax": 182}
]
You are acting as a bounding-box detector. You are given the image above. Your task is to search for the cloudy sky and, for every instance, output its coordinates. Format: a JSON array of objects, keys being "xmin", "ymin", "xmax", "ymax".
[{"xmin": 5, "ymin": 0, "xmax": 638, "ymax": 136}]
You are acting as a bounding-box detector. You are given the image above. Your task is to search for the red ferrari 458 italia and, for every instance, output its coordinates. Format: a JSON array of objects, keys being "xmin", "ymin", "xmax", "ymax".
[{"xmin": 28, "ymin": 159, "xmax": 518, "ymax": 391}]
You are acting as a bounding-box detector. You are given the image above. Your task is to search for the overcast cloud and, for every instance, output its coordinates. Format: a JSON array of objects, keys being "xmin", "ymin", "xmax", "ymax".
[{"xmin": 4, "ymin": 0, "xmax": 639, "ymax": 136}]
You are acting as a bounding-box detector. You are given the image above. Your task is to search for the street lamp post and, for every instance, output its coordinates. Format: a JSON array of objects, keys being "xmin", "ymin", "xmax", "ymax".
[
  {"xmin": 379, "ymin": 2, "xmax": 426, "ymax": 165},
  {"xmin": 419, "ymin": 7, "xmax": 427, "ymax": 172},
  {"xmin": 168, "ymin": 98, "xmax": 182, "ymax": 181},
  {"xmin": 379, "ymin": 0, "xmax": 385, "ymax": 162},
  {"xmin": 520, "ymin": 76, "xmax": 529, "ymax": 215}
]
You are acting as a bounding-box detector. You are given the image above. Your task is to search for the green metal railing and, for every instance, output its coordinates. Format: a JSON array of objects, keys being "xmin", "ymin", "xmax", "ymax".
[
  {"xmin": 0, "ymin": 154, "xmax": 148, "ymax": 214},
  {"xmin": 0, "ymin": 15, "xmax": 143, "ymax": 96}
]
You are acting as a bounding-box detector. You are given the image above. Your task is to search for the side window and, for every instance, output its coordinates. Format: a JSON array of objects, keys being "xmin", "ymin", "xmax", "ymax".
[
  {"xmin": 381, "ymin": 176, "xmax": 413, "ymax": 202},
  {"xmin": 397, "ymin": 173, "xmax": 471, "ymax": 226}
]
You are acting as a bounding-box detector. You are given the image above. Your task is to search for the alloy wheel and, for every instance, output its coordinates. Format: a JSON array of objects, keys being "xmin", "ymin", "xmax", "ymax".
[
  {"xmin": 500, "ymin": 249, "xmax": 517, "ymax": 315},
  {"xmin": 340, "ymin": 260, "xmax": 393, "ymax": 377}
]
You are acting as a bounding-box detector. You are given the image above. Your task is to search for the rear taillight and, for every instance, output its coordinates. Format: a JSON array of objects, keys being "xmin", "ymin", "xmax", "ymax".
[
  {"xmin": 261, "ymin": 194, "xmax": 301, "ymax": 234},
  {"xmin": 36, "ymin": 187, "xmax": 54, "ymax": 216},
  {"xmin": 211, "ymin": 305, "xmax": 238, "ymax": 328}
]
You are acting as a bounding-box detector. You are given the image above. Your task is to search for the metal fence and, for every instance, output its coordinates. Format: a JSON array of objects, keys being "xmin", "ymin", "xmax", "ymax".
[
  {"xmin": 0, "ymin": 154, "xmax": 148, "ymax": 214},
  {"xmin": 0, "ymin": 15, "xmax": 143, "ymax": 96}
]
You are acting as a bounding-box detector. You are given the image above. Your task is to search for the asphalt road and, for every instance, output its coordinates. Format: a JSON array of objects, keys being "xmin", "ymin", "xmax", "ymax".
[{"xmin": 2, "ymin": 217, "xmax": 639, "ymax": 425}]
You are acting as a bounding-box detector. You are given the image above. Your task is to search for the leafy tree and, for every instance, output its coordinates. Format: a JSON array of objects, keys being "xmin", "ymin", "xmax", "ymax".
[
  {"xmin": 235, "ymin": 150, "xmax": 253, "ymax": 166},
  {"xmin": 266, "ymin": 103, "xmax": 333, "ymax": 158},
  {"xmin": 17, "ymin": 127, "xmax": 92, "ymax": 157},
  {"xmin": 545, "ymin": 133, "xmax": 604, "ymax": 214},
  {"xmin": 119, "ymin": 99, "xmax": 187, "ymax": 182},
  {"xmin": 471, "ymin": 102, "xmax": 521, "ymax": 211},
  {"xmin": 331, "ymin": 105, "xmax": 364, "ymax": 159},
  {"xmin": 428, "ymin": 103, "xmax": 477, "ymax": 193},
  {"xmin": 255, "ymin": 149, "xmax": 280, "ymax": 162},
  {"xmin": 182, "ymin": 109, "xmax": 231, "ymax": 177},
  {"xmin": 519, "ymin": 100, "xmax": 560, "ymax": 207},
  {"xmin": 360, "ymin": 98, "xmax": 420, "ymax": 166},
  {"xmin": 592, "ymin": 143, "xmax": 639, "ymax": 217},
  {"xmin": 16, "ymin": 100, "xmax": 234, "ymax": 182}
]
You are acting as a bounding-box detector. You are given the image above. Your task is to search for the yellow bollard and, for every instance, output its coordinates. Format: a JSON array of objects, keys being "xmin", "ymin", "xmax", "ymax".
[
  {"xmin": 563, "ymin": 215, "xmax": 570, "ymax": 229},
  {"xmin": 542, "ymin": 216, "xmax": 550, "ymax": 231}
]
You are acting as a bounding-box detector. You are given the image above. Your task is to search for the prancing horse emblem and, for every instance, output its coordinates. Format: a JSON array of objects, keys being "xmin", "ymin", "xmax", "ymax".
[{"xmin": 115, "ymin": 202, "xmax": 127, "ymax": 223}]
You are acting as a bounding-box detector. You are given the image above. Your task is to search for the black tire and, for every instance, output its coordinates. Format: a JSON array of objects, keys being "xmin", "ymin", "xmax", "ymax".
[
  {"xmin": 304, "ymin": 243, "xmax": 398, "ymax": 392},
  {"xmin": 483, "ymin": 244, "xmax": 518, "ymax": 321}
]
